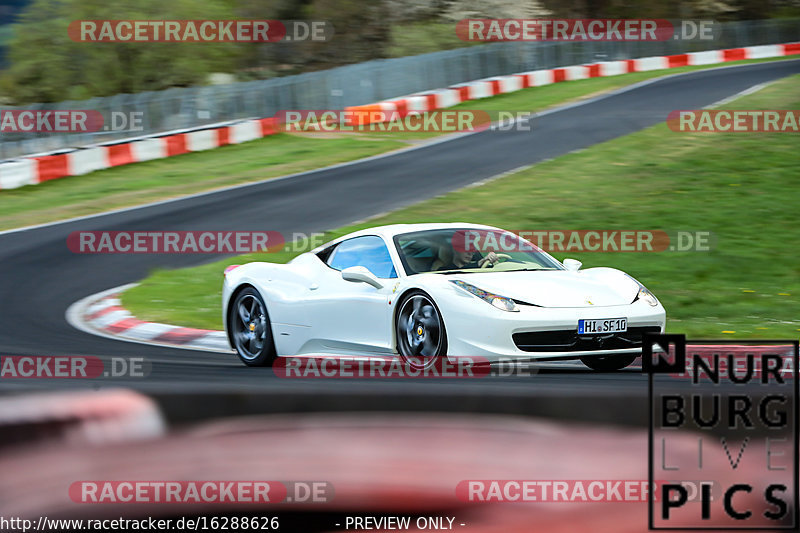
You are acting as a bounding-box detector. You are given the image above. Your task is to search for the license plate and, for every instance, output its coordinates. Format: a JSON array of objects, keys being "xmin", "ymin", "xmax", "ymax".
[{"xmin": 578, "ymin": 318, "xmax": 627, "ymax": 335}]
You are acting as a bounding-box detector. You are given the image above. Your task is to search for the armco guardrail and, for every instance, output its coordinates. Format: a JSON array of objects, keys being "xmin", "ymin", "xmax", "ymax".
[
  {"xmin": 0, "ymin": 18, "xmax": 798, "ymax": 160},
  {"xmin": 1, "ymin": 41, "xmax": 797, "ymax": 191},
  {"xmin": 344, "ymin": 43, "xmax": 800, "ymax": 124}
]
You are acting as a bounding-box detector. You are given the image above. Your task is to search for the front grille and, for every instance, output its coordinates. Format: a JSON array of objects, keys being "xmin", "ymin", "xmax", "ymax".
[{"xmin": 513, "ymin": 326, "xmax": 661, "ymax": 352}]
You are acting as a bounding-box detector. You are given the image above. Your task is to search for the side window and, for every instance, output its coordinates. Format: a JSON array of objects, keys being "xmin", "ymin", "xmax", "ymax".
[{"xmin": 326, "ymin": 236, "xmax": 397, "ymax": 279}]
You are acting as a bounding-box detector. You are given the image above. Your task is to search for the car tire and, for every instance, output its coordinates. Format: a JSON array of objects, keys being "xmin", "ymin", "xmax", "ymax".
[
  {"xmin": 580, "ymin": 354, "xmax": 637, "ymax": 372},
  {"xmin": 228, "ymin": 286, "xmax": 277, "ymax": 367},
  {"xmin": 396, "ymin": 290, "xmax": 448, "ymax": 369}
]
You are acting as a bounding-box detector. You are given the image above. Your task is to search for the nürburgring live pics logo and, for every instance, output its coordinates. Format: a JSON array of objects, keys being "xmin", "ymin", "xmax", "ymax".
[{"xmin": 645, "ymin": 334, "xmax": 798, "ymax": 530}]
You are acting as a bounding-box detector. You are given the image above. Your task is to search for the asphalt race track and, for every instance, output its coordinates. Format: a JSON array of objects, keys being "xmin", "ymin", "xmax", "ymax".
[{"xmin": 1, "ymin": 59, "xmax": 799, "ymax": 395}]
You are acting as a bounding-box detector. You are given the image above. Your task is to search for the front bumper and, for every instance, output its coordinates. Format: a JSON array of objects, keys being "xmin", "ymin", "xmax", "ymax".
[{"xmin": 444, "ymin": 301, "xmax": 666, "ymax": 362}]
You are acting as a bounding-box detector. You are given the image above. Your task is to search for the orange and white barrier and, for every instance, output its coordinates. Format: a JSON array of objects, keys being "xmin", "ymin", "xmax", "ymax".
[{"xmin": 1, "ymin": 43, "xmax": 798, "ymax": 190}]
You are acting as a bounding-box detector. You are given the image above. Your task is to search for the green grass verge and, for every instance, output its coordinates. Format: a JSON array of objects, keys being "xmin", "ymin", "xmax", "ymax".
[
  {"xmin": 123, "ymin": 72, "xmax": 800, "ymax": 339},
  {"xmin": 0, "ymin": 136, "xmax": 407, "ymax": 231},
  {"xmin": 0, "ymin": 57, "xmax": 790, "ymax": 231}
]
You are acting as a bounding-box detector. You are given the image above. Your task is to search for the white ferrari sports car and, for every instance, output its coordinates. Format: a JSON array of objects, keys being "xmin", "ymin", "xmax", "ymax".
[{"xmin": 222, "ymin": 223, "xmax": 665, "ymax": 371}]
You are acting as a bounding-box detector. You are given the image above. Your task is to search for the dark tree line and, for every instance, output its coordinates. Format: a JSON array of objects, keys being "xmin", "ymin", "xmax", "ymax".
[{"xmin": 0, "ymin": 0, "xmax": 796, "ymax": 104}]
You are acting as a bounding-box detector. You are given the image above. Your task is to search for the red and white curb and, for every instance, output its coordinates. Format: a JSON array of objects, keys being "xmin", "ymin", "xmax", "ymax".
[
  {"xmin": 66, "ymin": 285, "xmax": 394, "ymax": 359},
  {"xmin": 0, "ymin": 118, "xmax": 279, "ymax": 190},
  {"xmin": 66, "ymin": 284, "xmax": 233, "ymax": 353},
  {"xmin": 2, "ymin": 43, "xmax": 798, "ymax": 190},
  {"xmin": 345, "ymin": 43, "xmax": 800, "ymax": 123}
]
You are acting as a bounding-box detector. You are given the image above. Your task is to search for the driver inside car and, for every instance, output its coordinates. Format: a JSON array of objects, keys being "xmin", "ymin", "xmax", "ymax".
[{"xmin": 431, "ymin": 241, "xmax": 499, "ymax": 271}]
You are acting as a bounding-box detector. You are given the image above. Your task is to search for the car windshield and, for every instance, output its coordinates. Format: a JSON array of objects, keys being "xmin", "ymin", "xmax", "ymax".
[{"xmin": 393, "ymin": 228, "xmax": 563, "ymax": 275}]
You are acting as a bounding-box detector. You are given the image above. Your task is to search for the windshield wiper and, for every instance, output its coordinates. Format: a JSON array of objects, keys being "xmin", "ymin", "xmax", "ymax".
[{"xmin": 434, "ymin": 270, "xmax": 475, "ymax": 275}]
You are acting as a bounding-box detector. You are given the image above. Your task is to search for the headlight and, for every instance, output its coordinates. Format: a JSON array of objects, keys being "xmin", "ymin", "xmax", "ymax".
[
  {"xmin": 635, "ymin": 287, "xmax": 659, "ymax": 307},
  {"xmin": 625, "ymin": 273, "xmax": 659, "ymax": 307},
  {"xmin": 450, "ymin": 280, "xmax": 519, "ymax": 312}
]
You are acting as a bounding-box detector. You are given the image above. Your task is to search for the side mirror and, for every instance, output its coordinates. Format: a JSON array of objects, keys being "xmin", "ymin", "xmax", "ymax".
[
  {"xmin": 563, "ymin": 258, "xmax": 582, "ymax": 271},
  {"xmin": 341, "ymin": 266, "xmax": 384, "ymax": 289}
]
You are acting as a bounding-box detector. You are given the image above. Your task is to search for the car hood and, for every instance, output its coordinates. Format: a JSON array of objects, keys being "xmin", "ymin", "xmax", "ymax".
[{"xmin": 450, "ymin": 269, "xmax": 640, "ymax": 308}]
